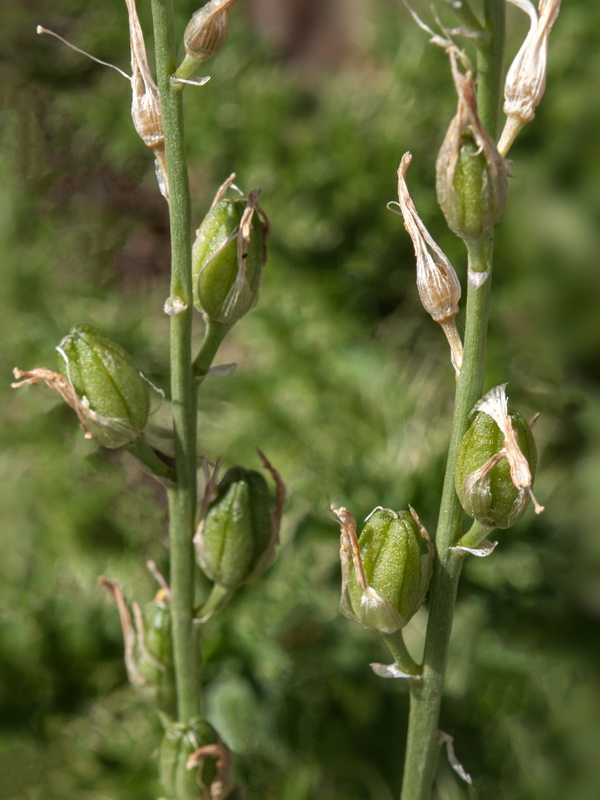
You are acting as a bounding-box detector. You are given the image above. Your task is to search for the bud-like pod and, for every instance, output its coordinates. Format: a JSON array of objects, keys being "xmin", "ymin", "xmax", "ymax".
[
  {"xmin": 498, "ymin": 0, "xmax": 561, "ymax": 156},
  {"xmin": 98, "ymin": 579, "xmax": 177, "ymax": 719},
  {"xmin": 132, "ymin": 592, "xmax": 177, "ymax": 716},
  {"xmin": 436, "ymin": 57, "xmax": 508, "ymax": 243},
  {"xmin": 192, "ymin": 181, "xmax": 269, "ymax": 326},
  {"xmin": 455, "ymin": 385, "xmax": 542, "ymax": 529},
  {"xmin": 194, "ymin": 460, "xmax": 283, "ymax": 590},
  {"xmin": 159, "ymin": 717, "xmax": 221, "ymax": 800},
  {"xmin": 57, "ymin": 324, "xmax": 150, "ymax": 448},
  {"xmin": 334, "ymin": 507, "xmax": 433, "ymax": 634},
  {"xmin": 184, "ymin": 0, "xmax": 236, "ymax": 63}
]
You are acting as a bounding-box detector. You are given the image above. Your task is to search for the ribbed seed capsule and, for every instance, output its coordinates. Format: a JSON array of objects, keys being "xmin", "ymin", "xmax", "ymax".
[
  {"xmin": 98, "ymin": 579, "xmax": 177, "ymax": 719},
  {"xmin": 132, "ymin": 593, "xmax": 176, "ymax": 717},
  {"xmin": 334, "ymin": 507, "xmax": 433, "ymax": 634},
  {"xmin": 436, "ymin": 57, "xmax": 508, "ymax": 243},
  {"xmin": 159, "ymin": 717, "xmax": 220, "ymax": 800},
  {"xmin": 56, "ymin": 323, "xmax": 150, "ymax": 448},
  {"xmin": 455, "ymin": 391, "xmax": 540, "ymax": 529},
  {"xmin": 195, "ymin": 466, "xmax": 278, "ymax": 589},
  {"xmin": 192, "ymin": 181, "xmax": 269, "ymax": 326}
]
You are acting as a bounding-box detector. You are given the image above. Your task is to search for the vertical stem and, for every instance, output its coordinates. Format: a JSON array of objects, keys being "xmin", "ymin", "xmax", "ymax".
[
  {"xmin": 150, "ymin": 0, "xmax": 199, "ymax": 721},
  {"xmin": 400, "ymin": 2, "xmax": 506, "ymax": 797}
]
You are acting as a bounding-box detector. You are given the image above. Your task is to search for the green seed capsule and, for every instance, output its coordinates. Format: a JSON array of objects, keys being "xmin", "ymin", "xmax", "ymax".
[
  {"xmin": 192, "ymin": 194, "xmax": 268, "ymax": 325},
  {"xmin": 195, "ymin": 467, "xmax": 277, "ymax": 590},
  {"xmin": 57, "ymin": 323, "xmax": 150, "ymax": 448},
  {"xmin": 159, "ymin": 717, "xmax": 219, "ymax": 800},
  {"xmin": 133, "ymin": 593, "xmax": 176, "ymax": 718},
  {"xmin": 455, "ymin": 408, "xmax": 537, "ymax": 529},
  {"xmin": 343, "ymin": 508, "xmax": 433, "ymax": 634},
  {"xmin": 435, "ymin": 69, "xmax": 508, "ymax": 243}
]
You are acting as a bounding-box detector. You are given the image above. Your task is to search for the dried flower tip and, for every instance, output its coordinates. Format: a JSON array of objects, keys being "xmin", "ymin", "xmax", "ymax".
[
  {"xmin": 455, "ymin": 384, "xmax": 543, "ymax": 529},
  {"xmin": 436, "ymin": 56, "xmax": 508, "ymax": 243},
  {"xmin": 391, "ymin": 152, "xmax": 463, "ymax": 373},
  {"xmin": 37, "ymin": 10, "xmax": 168, "ymax": 199},
  {"xmin": 124, "ymin": 0, "xmax": 168, "ymax": 197},
  {"xmin": 498, "ymin": 0, "xmax": 561, "ymax": 156},
  {"xmin": 473, "ymin": 384, "xmax": 544, "ymax": 513},
  {"xmin": 184, "ymin": 0, "xmax": 237, "ymax": 62}
]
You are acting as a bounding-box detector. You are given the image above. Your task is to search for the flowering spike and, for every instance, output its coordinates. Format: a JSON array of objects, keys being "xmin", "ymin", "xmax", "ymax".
[
  {"xmin": 392, "ymin": 152, "xmax": 463, "ymax": 374},
  {"xmin": 499, "ymin": 0, "xmax": 562, "ymax": 156}
]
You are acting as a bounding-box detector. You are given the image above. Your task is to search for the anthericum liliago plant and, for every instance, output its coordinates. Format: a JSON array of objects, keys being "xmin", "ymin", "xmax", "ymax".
[
  {"xmin": 332, "ymin": 2, "xmax": 558, "ymax": 798},
  {"xmin": 13, "ymin": 1, "xmax": 283, "ymax": 797}
]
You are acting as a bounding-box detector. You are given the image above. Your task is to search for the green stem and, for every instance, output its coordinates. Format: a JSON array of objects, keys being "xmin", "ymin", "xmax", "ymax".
[
  {"xmin": 150, "ymin": 0, "xmax": 199, "ymax": 722},
  {"xmin": 192, "ymin": 320, "xmax": 231, "ymax": 379},
  {"xmin": 476, "ymin": 0, "xmax": 506, "ymax": 139},
  {"xmin": 457, "ymin": 519, "xmax": 496, "ymax": 550},
  {"xmin": 381, "ymin": 630, "xmax": 421, "ymax": 677},
  {"xmin": 400, "ymin": 4, "xmax": 505, "ymax": 796}
]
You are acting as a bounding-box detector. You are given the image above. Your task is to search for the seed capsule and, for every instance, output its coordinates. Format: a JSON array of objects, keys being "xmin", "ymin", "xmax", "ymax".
[
  {"xmin": 334, "ymin": 506, "xmax": 433, "ymax": 634},
  {"xmin": 159, "ymin": 717, "xmax": 221, "ymax": 800},
  {"xmin": 436, "ymin": 57, "xmax": 508, "ymax": 243},
  {"xmin": 195, "ymin": 461, "xmax": 282, "ymax": 590},
  {"xmin": 192, "ymin": 180, "xmax": 269, "ymax": 326},
  {"xmin": 132, "ymin": 593, "xmax": 177, "ymax": 717},
  {"xmin": 56, "ymin": 323, "xmax": 150, "ymax": 448},
  {"xmin": 455, "ymin": 386, "xmax": 542, "ymax": 529}
]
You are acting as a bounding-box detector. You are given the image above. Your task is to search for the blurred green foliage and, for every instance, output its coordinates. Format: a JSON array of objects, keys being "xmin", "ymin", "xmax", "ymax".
[{"xmin": 1, "ymin": 1, "xmax": 600, "ymax": 798}]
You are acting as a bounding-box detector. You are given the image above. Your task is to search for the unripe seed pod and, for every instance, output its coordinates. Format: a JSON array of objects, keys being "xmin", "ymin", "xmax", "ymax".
[
  {"xmin": 195, "ymin": 466, "xmax": 277, "ymax": 589},
  {"xmin": 133, "ymin": 592, "xmax": 176, "ymax": 717},
  {"xmin": 455, "ymin": 407, "xmax": 538, "ymax": 529},
  {"xmin": 192, "ymin": 186, "xmax": 269, "ymax": 326},
  {"xmin": 56, "ymin": 323, "xmax": 150, "ymax": 448},
  {"xmin": 436, "ymin": 58, "xmax": 508, "ymax": 243},
  {"xmin": 335, "ymin": 507, "xmax": 433, "ymax": 634},
  {"xmin": 159, "ymin": 717, "xmax": 220, "ymax": 800},
  {"xmin": 438, "ymin": 138, "xmax": 505, "ymax": 242},
  {"xmin": 98, "ymin": 579, "xmax": 178, "ymax": 719}
]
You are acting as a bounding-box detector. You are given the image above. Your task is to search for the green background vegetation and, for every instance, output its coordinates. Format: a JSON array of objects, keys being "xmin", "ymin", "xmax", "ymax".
[{"xmin": 1, "ymin": 1, "xmax": 599, "ymax": 798}]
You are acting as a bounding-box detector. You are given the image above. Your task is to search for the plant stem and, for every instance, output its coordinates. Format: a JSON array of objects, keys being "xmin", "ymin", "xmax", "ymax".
[
  {"xmin": 400, "ymin": 3, "xmax": 505, "ymax": 797},
  {"xmin": 192, "ymin": 320, "xmax": 231, "ymax": 379},
  {"xmin": 150, "ymin": 0, "xmax": 199, "ymax": 722},
  {"xmin": 381, "ymin": 631, "xmax": 421, "ymax": 677}
]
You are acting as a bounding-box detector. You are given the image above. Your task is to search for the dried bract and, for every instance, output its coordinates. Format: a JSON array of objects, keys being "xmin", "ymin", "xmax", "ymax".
[{"xmin": 499, "ymin": 0, "xmax": 561, "ymax": 156}]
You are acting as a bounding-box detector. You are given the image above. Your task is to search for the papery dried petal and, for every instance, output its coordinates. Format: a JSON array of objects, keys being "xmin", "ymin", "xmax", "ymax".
[
  {"xmin": 499, "ymin": 0, "xmax": 561, "ymax": 155},
  {"xmin": 124, "ymin": 0, "xmax": 169, "ymax": 196},
  {"xmin": 184, "ymin": 0, "xmax": 237, "ymax": 62},
  {"xmin": 392, "ymin": 152, "xmax": 463, "ymax": 373}
]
